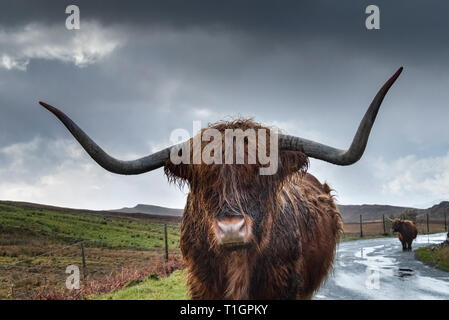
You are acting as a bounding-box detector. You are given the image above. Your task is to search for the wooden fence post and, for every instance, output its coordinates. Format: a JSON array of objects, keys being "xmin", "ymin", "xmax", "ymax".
[
  {"xmin": 360, "ymin": 215, "xmax": 363, "ymax": 238},
  {"xmin": 164, "ymin": 224, "xmax": 169, "ymax": 262},
  {"xmin": 81, "ymin": 242, "xmax": 87, "ymax": 279},
  {"xmin": 426, "ymin": 213, "xmax": 429, "ymax": 234},
  {"xmin": 382, "ymin": 214, "xmax": 386, "ymax": 235},
  {"xmin": 9, "ymin": 278, "xmax": 14, "ymax": 299}
]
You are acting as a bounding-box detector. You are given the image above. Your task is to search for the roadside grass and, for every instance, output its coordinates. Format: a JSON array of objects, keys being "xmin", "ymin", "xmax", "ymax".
[
  {"xmin": 94, "ymin": 269, "xmax": 188, "ymax": 300},
  {"xmin": 35, "ymin": 257, "xmax": 184, "ymax": 300},
  {"xmin": 415, "ymin": 243, "xmax": 449, "ymax": 272}
]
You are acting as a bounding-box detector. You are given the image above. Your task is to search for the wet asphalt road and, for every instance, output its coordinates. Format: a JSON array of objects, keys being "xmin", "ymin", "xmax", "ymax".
[{"xmin": 315, "ymin": 233, "xmax": 449, "ymax": 300}]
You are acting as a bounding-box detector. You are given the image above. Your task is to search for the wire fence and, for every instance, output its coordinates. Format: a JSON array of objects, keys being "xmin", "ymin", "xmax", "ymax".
[
  {"xmin": 0, "ymin": 223, "xmax": 182, "ymax": 300},
  {"xmin": 343, "ymin": 213, "xmax": 448, "ymax": 238}
]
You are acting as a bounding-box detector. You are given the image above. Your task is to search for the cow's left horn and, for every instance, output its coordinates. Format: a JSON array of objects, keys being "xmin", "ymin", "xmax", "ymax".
[
  {"xmin": 38, "ymin": 102, "xmax": 180, "ymax": 175},
  {"xmin": 279, "ymin": 67, "xmax": 403, "ymax": 165}
]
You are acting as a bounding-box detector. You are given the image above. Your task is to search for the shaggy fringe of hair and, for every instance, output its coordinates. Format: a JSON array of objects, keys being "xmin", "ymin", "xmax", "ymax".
[{"xmin": 164, "ymin": 119, "xmax": 309, "ymax": 214}]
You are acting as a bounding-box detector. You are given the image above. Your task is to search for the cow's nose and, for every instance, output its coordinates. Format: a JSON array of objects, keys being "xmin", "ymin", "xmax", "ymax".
[{"xmin": 214, "ymin": 217, "xmax": 249, "ymax": 247}]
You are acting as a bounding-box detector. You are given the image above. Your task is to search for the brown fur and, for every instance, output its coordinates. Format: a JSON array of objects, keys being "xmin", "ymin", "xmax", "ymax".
[
  {"xmin": 164, "ymin": 119, "xmax": 343, "ymax": 299},
  {"xmin": 392, "ymin": 219, "xmax": 418, "ymax": 251}
]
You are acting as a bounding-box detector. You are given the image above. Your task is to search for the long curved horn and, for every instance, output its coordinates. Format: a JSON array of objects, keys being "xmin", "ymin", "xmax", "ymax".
[
  {"xmin": 38, "ymin": 102, "xmax": 180, "ymax": 175},
  {"xmin": 279, "ymin": 67, "xmax": 403, "ymax": 165}
]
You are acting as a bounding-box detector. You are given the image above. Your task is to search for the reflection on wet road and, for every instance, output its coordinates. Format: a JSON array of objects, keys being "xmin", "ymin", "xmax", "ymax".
[{"xmin": 315, "ymin": 233, "xmax": 449, "ymax": 299}]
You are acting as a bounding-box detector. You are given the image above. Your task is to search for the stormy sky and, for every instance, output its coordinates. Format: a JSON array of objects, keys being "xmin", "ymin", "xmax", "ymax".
[{"xmin": 1, "ymin": 0, "xmax": 449, "ymax": 210}]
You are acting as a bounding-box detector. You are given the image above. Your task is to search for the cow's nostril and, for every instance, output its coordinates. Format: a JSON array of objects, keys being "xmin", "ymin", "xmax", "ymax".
[{"xmin": 214, "ymin": 217, "xmax": 249, "ymax": 247}]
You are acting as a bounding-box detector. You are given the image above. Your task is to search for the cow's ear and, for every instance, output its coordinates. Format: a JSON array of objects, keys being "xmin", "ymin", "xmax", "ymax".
[{"xmin": 277, "ymin": 150, "xmax": 309, "ymax": 178}]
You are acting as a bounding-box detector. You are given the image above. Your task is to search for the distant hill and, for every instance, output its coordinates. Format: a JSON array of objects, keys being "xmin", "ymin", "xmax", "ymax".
[
  {"xmin": 111, "ymin": 201, "xmax": 449, "ymax": 223},
  {"xmin": 339, "ymin": 201, "xmax": 449, "ymax": 223},
  {"xmin": 412, "ymin": 199, "xmax": 448, "ymax": 209},
  {"xmin": 112, "ymin": 203, "xmax": 421, "ymax": 223},
  {"xmin": 417, "ymin": 201, "xmax": 449, "ymax": 222},
  {"xmin": 337, "ymin": 204, "xmax": 415, "ymax": 223},
  {"xmin": 4, "ymin": 199, "xmax": 445, "ymax": 224},
  {"xmin": 113, "ymin": 204, "xmax": 183, "ymax": 217},
  {"xmin": 114, "ymin": 203, "xmax": 412, "ymax": 221}
]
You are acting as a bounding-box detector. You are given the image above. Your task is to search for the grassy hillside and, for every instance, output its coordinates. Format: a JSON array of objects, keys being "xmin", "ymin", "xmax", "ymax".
[
  {"xmin": 0, "ymin": 202, "xmax": 181, "ymax": 299},
  {"xmin": 0, "ymin": 202, "xmax": 180, "ymax": 250},
  {"xmin": 416, "ymin": 201, "xmax": 449, "ymax": 222}
]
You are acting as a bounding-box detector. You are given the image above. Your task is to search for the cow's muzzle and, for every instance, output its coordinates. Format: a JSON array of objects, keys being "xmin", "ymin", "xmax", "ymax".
[{"xmin": 213, "ymin": 216, "xmax": 251, "ymax": 248}]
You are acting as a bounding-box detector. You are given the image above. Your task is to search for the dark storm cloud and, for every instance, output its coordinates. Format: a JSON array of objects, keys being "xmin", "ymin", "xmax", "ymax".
[
  {"xmin": 1, "ymin": 0, "xmax": 448, "ymax": 67},
  {"xmin": 1, "ymin": 1, "xmax": 447, "ymax": 43}
]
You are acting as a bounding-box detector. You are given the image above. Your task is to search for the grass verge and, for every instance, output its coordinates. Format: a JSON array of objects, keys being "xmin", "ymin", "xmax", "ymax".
[
  {"xmin": 94, "ymin": 269, "xmax": 188, "ymax": 300},
  {"xmin": 415, "ymin": 243, "xmax": 449, "ymax": 272}
]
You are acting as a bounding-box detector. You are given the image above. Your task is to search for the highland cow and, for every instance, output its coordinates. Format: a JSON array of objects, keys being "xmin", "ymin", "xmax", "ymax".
[
  {"xmin": 38, "ymin": 67, "xmax": 402, "ymax": 299},
  {"xmin": 392, "ymin": 218, "xmax": 418, "ymax": 251}
]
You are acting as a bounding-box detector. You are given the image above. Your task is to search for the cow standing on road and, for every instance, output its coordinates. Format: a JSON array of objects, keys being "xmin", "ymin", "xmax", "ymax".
[{"xmin": 392, "ymin": 219, "xmax": 418, "ymax": 251}]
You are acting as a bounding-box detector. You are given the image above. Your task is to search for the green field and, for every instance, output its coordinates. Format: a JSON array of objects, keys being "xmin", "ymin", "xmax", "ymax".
[
  {"xmin": 0, "ymin": 202, "xmax": 180, "ymax": 251},
  {"xmin": 0, "ymin": 201, "xmax": 182, "ymax": 299}
]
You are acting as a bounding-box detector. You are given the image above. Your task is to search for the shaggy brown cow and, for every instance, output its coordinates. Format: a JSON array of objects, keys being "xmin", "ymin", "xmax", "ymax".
[
  {"xmin": 392, "ymin": 219, "xmax": 418, "ymax": 251},
  {"xmin": 38, "ymin": 67, "xmax": 402, "ymax": 299}
]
